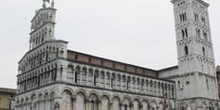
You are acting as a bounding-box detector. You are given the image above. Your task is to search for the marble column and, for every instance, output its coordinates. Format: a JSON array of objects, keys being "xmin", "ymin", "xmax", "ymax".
[
  {"xmin": 154, "ymin": 81, "xmax": 157, "ymax": 96},
  {"xmin": 130, "ymin": 103, "xmax": 134, "ymax": 110},
  {"xmin": 98, "ymin": 99, "xmax": 101, "ymax": 110},
  {"xmin": 72, "ymin": 97, "xmax": 76, "ymax": 110},
  {"xmin": 85, "ymin": 98, "xmax": 90, "ymax": 110},
  {"xmin": 80, "ymin": 68, "xmax": 82, "ymax": 85},
  {"xmin": 120, "ymin": 103, "xmax": 123, "ymax": 110},
  {"xmin": 109, "ymin": 102, "xmax": 113, "ymax": 110},
  {"xmin": 103, "ymin": 72, "xmax": 106, "ymax": 88},
  {"xmin": 115, "ymin": 75, "xmax": 117, "ymax": 89}
]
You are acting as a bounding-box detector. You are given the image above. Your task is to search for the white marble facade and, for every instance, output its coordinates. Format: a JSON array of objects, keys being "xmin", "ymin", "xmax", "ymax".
[
  {"xmin": 16, "ymin": 59, "xmax": 175, "ymax": 110},
  {"xmin": 15, "ymin": 0, "xmax": 220, "ymax": 110}
]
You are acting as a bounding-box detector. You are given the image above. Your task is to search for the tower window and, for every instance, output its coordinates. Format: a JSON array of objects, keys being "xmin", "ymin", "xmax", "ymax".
[
  {"xmin": 178, "ymin": 81, "xmax": 180, "ymax": 88},
  {"xmin": 41, "ymin": 37, "xmax": 44, "ymax": 42},
  {"xmin": 201, "ymin": 17, "xmax": 206, "ymax": 25},
  {"xmin": 203, "ymin": 32, "xmax": 207, "ymax": 41},
  {"xmin": 180, "ymin": 14, "xmax": 182, "ymax": 21},
  {"xmin": 185, "ymin": 28, "xmax": 188, "ymax": 37},
  {"xmin": 206, "ymin": 79, "xmax": 209, "ymax": 90},
  {"xmin": 194, "ymin": 13, "xmax": 199, "ymax": 22},
  {"xmin": 184, "ymin": 46, "xmax": 189, "ymax": 55},
  {"xmin": 36, "ymin": 37, "xmax": 38, "ymax": 44},
  {"xmin": 182, "ymin": 30, "xmax": 185, "ymax": 38},
  {"xmin": 196, "ymin": 29, "xmax": 201, "ymax": 37},
  {"xmin": 180, "ymin": 13, "xmax": 187, "ymax": 22},
  {"xmin": 183, "ymin": 13, "xmax": 187, "ymax": 21},
  {"xmin": 202, "ymin": 47, "xmax": 205, "ymax": 56},
  {"xmin": 181, "ymin": 28, "xmax": 188, "ymax": 39}
]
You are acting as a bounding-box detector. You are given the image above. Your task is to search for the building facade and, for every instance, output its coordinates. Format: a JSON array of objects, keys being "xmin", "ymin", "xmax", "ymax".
[
  {"xmin": 15, "ymin": 0, "xmax": 219, "ymax": 110},
  {"xmin": 0, "ymin": 87, "xmax": 16, "ymax": 110}
]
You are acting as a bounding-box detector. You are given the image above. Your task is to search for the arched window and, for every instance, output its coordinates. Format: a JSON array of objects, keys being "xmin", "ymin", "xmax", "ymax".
[
  {"xmin": 185, "ymin": 28, "xmax": 188, "ymax": 37},
  {"xmin": 161, "ymin": 83, "xmax": 164, "ymax": 94},
  {"xmin": 182, "ymin": 14, "xmax": 184, "ymax": 21},
  {"xmin": 184, "ymin": 13, "xmax": 187, "ymax": 21},
  {"xmin": 180, "ymin": 14, "xmax": 182, "ymax": 21},
  {"xmin": 154, "ymin": 81, "xmax": 157, "ymax": 88},
  {"xmin": 194, "ymin": 13, "xmax": 199, "ymax": 21},
  {"xmin": 203, "ymin": 32, "xmax": 207, "ymax": 41},
  {"xmin": 202, "ymin": 47, "xmax": 205, "ymax": 56},
  {"xmin": 94, "ymin": 75, "xmax": 97, "ymax": 86},
  {"xmin": 178, "ymin": 80, "xmax": 180, "ymax": 89},
  {"xmin": 171, "ymin": 85, "xmax": 174, "ymax": 97},
  {"xmin": 75, "ymin": 67, "xmax": 80, "ymax": 84},
  {"xmin": 206, "ymin": 79, "xmax": 209, "ymax": 90},
  {"xmin": 41, "ymin": 37, "xmax": 44, "ymax": 43},
  {"xmin": 150, "ymin": 81, "xmax": 153, "ymax": 88},
  {"xmin": 182, "ymin": 30, "xmax": 185, "ymax": 38},
  {"xmin": 75, "ymin": 72, "xmax": 78, "ymax": 83},
  {"xmin": 201, "ymin": 17, "xmax": 206, "ymax": 25},
  {"xmin": 184, "ymin": 46, "xmax": 188, "ymax": 55},
  {"xmin": 127, "ymin": 80, "xmax": 129, "ymax": 90},
  {"xmin": 36, "ymin": 37, "xmax": 38, "ymax": 45},
  {"xmin": 197, "ymin": 29, "xmax": 201, "ymax": 37},
  {"xmin": 111, "ymin": 78, "xmax": 114, "ymax": 88}
]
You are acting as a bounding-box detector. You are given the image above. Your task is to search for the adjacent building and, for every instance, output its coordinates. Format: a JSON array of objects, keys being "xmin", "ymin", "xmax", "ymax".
[
  {"xmin": 15, "ymin": 0, "xmax": 220, "ymax": 110},
  {"xmin": 0, "ymin": 87, "xmax": 16, "ymax": 110}
]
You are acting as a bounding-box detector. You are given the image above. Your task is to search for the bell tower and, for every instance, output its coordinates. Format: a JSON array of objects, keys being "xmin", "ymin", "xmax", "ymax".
[{"xmin": 172, "ymin": 0, "xmax": 218, "ymax": 102}]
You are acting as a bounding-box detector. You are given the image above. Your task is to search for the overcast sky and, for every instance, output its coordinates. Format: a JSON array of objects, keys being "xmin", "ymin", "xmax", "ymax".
[{"xmin": 0, "ymin": 0, "xmax": 219, "ymax": 89}]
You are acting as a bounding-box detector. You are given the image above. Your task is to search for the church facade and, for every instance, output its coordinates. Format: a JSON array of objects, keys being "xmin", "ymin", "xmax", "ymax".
[{"xmin": 15, "ymin": 0, "xmax": 220, "ymax": 110}]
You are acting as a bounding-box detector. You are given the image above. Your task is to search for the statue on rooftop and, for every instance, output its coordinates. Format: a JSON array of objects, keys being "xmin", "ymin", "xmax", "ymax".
[{"xmin": 42, "ymin": 0, "xmax": 54, "ymax": 8}]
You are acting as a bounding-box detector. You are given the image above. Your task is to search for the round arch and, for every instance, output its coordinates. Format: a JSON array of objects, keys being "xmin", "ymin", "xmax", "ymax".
[
  {"xmin": 123, "ymin": 95, "xmax": 132, "ymax": 103},
  {"xmin": 112, "ymin": 94, "xmax": 122, "ymax": 103},
  {"xmin": 74, "ymin": 89, "xmax": 88, "ymax": 97},
  {"xmin": 61, "ymin": 87, "xmax": 74, "ymax": 96},
  {"xmin": 88, "ymin": 90, "xmax": 100, "ymax": 99},
  {"xmin": 101, "ymin": 92, "xmax": 111, "ymax": 100}
]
